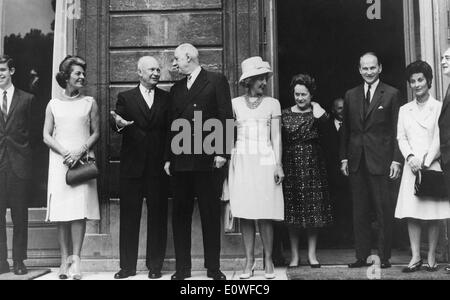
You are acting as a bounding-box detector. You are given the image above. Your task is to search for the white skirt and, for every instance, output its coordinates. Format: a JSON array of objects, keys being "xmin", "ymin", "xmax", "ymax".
[{"xmin": 395, "ymin": 161, "xmax": 450, "ymax": 220}]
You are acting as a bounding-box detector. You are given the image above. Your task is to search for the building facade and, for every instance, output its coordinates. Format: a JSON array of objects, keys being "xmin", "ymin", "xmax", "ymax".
[{"xmin": 2, "ymin": 0, "xmax": 450, "ymax": 269}]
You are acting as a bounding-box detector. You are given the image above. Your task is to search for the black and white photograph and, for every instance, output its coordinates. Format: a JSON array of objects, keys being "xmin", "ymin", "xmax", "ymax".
[{"xmin": 1, "ymin": 0, "xmax": 450, "ymax": 285}]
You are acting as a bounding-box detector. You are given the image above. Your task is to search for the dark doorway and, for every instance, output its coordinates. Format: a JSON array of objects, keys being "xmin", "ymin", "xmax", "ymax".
[
  {"xmin": 276, "ymin": 0, "xmax": 409, "ymax": 251},
  {"xmin": 277, "ymin": 0, "xmax": 407, "ymax": 109}
]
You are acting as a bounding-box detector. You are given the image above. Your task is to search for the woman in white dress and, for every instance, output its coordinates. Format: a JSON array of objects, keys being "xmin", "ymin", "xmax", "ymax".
[
  {"xmin": 228, "ymin": 57, "xmax": 284, "ymax": 279},
  {"xmin": 43, "ymin": 56, "xmax": 100, "ymax": 279},
  {"xmin": 395, "ymin": 60, "xmax": 450, "ymax": 273}
]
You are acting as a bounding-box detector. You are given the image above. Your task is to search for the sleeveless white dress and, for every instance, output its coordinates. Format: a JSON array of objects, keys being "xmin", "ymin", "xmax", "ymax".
[
  {"xmin": 46, "ymin": 96, "xmax": 100, "ymax": 222},
  {"xmin": 228, "ymin": 96, "xmax": 284, "ymax": 220}
]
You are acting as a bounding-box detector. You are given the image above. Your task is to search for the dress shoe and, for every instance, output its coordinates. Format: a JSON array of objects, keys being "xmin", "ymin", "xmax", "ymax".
[
  {"xmin": 0, "ymin": 261, "xmax": 10, "ymax": 275},
  {"xmin": 424, "ymin": 263, "xmax": 439, "ymax": 272},
  {"xmin": 58, "ymin": 258, "xmax": 71, "ymax": 280},
  {"xmin": 402, "ymin": 259, "xmax": 423, "ymax": 273},
  {"xmin": 13, "ymin": 261, "xmax": 27, "ymax": 275},
  {"xmin": 171, "ymin": 270, "xmax": 191, "ymax": 280},
  {"xmin": 307, "ymin": 260, "xmax": 321, "ymax": 269},
  {"xmin": 264, "ymin": 263, "xmax": 276, "ymax": 280},
  {"xmin": 287, "ymin": 259, "xmax": 301, "ymax": 269},
  {"xmin": 239, "ymin": 262, "xmax": 256, "ymax": 279},
  {"xmin": 287, "ymin": 265, "xmax": 299, "ymax": 270},
  {"xmin": 207, "ymin": 270, "xmax": 226, "ymax": 280},
  {"xmin": 380, "ymin": 260, "xmax": 391, "ymax": 269},
  {"xmin": 114, "ymin": 269, "xmax": 136, "ymax": 279},
  {"xmin": 148, "ymin": 271, "xmax": 162, "ymax": 279},
  {"xmin": 348, "ymin": 259, "xmax": 373, "ymax": 268},
  {"xmin": 69, "ymin": 255, "xmax": 82, "ymax": 280}
]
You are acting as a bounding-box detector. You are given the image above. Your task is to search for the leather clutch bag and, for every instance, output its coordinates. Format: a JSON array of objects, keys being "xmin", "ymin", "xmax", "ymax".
[
  {"xmin": 414, "ymin": 170, "xmax": 448, "ymax": 199},
  {"xmin": 66, "ymin": 154, "xmax": 99, "ymax": 186}
]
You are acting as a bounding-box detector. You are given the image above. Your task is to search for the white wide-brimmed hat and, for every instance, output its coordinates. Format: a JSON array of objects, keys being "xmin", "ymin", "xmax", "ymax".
[{"xmin": 239, "ymin": 56, "xmax": 273, "ymax": 83}]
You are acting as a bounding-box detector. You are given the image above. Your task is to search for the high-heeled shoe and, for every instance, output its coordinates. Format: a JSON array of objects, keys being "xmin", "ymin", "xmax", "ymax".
[
  {"xmin": 58, "ymin": 258, "xmax": 71, "ymax": 280},
  {"xmin": 264, "ymin": 263, "xmax": 276, "ymax": 280},
  {"xmin": 69, "ymin": 255, "xmax": 82, "ymax": 280},
  {"xmin": 424, "ymin": 263, "xmax": 439, "ymax": 272},
  {"xmin": 287, "ymin": 259, "xmax": 301, "ymax": 269},
  {"xmin": 307, "ymin": 259, "xmax": 321, "ymax": 269},
  {"xmin": 239, "ymin": 262, "xmax": 256, "ymax": 279},
  {"xmin": 402, "ymin": 259, "xmax": 423, "ymax": 273}
]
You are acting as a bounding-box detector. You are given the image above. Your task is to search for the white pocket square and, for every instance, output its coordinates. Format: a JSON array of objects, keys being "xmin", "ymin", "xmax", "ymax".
[{"xmin": 378, "ymin": 106, "xmax": 384, "ymax": 110}]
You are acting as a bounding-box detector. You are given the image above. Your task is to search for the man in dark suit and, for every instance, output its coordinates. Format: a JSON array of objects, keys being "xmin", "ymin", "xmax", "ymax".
[
  {"xmin": 440, "ymin": 48, "xmax": 450, "ymax": 273},
  {"xmin": 164, "ymin": 43, "xmax": 233, "ymax": 280},
  {"xmin": 0, "ymin": 55, "xmax": 35, "ymax": 275},
  {"xmin": 340, "ymin": 52, "xmax": 402, "ymax": 269},
  {"xmin": 111, "ymin": 56, "xmax": 170, "ymax": 279},
  {"xmin": 321, "ymin": 98, "xmax": 352, "ymax": 247}
]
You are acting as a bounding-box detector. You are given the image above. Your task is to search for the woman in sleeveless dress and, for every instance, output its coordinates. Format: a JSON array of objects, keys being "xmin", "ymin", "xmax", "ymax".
[
  {"xmin": 43, "ymin": 56, "xmax": 100, "ymax": 280},
  {"xmin": 228, "ymin": 57, "xmax": 284, "ymax": 279}
]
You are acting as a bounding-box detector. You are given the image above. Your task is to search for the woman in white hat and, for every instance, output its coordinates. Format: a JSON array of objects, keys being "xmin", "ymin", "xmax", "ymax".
[{"xmin": 228, "ymin": 57, "xmax": 284, "ymax": 279}]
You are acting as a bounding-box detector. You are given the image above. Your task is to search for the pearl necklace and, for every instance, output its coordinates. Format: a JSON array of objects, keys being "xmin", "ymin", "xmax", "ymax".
[{"xmin": 245, "ymin": 95, "xmax": 264, "ymax": 110}]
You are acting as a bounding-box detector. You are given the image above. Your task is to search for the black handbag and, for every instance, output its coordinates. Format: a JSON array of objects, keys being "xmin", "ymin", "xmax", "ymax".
[
  {"xmin": 414, "ymin": 170, "xmax": 448, "ymax": 199},
  {"xmin": 66, "ymin": 152, "xmax": 99, "ymax": 186}
]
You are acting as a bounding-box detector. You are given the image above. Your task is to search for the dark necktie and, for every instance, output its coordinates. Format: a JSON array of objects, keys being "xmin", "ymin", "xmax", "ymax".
[
  {"xmin": 364, "ymin": 84, "xmax": 372, "ymax": 116},
  {"xmin": 187, "ymin": 74, "xmax": 193, "ymax": 90},
  {"xmin": 2, "ymin": 91, "xmax": 7, "ymax": 120}
]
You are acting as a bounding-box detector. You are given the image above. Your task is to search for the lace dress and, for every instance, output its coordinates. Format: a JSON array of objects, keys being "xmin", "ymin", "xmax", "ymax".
[{"xmin": 281, "ymin": 108, "xmax": 333, "ymax": 228}]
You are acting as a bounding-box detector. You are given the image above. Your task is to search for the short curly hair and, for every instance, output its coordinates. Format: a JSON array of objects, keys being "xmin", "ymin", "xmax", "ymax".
[
  {"xmin": 0, "ymin": 55, "xmax": 15, "ymax": 69},
  {"xmin": 405, "ymin": 60, "xmax": 433, "ymax": 89},
  {"xmin": 290, "ymin": 74, "xmax": 317, "ymax": 98},
  {"xmin": 55, "ymin": 55, "xmax": 87, "ymax": 89}
]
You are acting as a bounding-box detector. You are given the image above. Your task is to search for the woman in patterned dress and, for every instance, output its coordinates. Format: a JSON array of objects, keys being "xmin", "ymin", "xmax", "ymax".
[{"xmin": 282, "ymin": 74, "xmax": 334, "ymax": 268}]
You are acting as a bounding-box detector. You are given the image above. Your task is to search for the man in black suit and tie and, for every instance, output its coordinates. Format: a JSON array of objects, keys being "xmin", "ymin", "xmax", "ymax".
[
  {"xmin": 111, "ymin": 56, "xmax": 170, "ymax": 279},
  {"xmin": 164, "ymin": 43, "xmax": 233, "ymax": 280},
  {"xmin": 340, "ymin": 52, "xmax": 402, "ymax": 269},
  {"xmin": 440, "ymin": 48, "xmax": 450, "ymax": 273},
  {"xmin": 321, "ymin": 98, "xmax": 352, "ymax": 246},
  {"xmin": 0, "ymin": 55, "xmax": 35, "ymax": 275}
]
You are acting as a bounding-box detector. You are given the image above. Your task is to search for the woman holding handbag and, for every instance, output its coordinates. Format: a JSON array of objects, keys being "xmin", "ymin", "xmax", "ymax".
[
  {"xmin": 43, "ymin": 56, "xmax": 100, "ymax": 279},
  {"xmin": 395, "ymin": 60, "xmax": 450, "ymax": 273}
]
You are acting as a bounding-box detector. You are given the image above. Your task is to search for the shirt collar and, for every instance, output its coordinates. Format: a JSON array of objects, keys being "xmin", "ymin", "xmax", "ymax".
[
  {"xmin": 188, "ymin": 66, "xmax": 202, "ymax": 82},
  {"xmin": 139, "ymin": 84, "xmax": 154, "ymax": 95},
  {"xmin": 365, "ymin": 79, "xmax": 379, "ymax": 91},
  {"xmin": 0, "ymin": 84, "xmax": 14, "ymax": 96}
]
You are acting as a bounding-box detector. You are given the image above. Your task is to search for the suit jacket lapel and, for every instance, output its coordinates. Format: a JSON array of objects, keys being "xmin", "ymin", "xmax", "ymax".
[
  {"xmin": 176, "ymin": 69, "xmax": 208, "ymax": 117},
  {"xmin": 186, "ymin": 68, "xmax": 208, "ymax": 101},
  {"xmin": 0, "ymin": 109, "xmax": 6, "ymax": 128},
  {"xmin": 133, "ymin": 86, "xmax": 152, "ymax": 123},
  {"xmin": 6, "ymin": 89, "xmax": 20, "ymax": 125},
  {"xmin": 356, "ymin": 85, "xmax": 365, "ymax": 122},
  {"xmin": 365, "ymin": 83, "xmax": 384, "ymax": 119},
  {"xmin": 148, "ymin": 88, "xmax": 163, "ymax": 125},
  {"xmin": 443, "ymin": 85, "xmax": 450, "ymax": 112}
]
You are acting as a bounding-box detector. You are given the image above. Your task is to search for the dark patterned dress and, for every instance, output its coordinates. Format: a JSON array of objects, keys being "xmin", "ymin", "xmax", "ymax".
[{"xmin": 281, "ymin": 109, "xmax": 333, "ymax": 229}]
